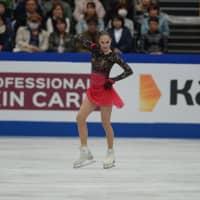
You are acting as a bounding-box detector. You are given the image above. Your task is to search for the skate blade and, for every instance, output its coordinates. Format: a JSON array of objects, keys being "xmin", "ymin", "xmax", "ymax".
[{"xmin": 73, "ymin": 159, "xmax": 96, "ymax": 168}]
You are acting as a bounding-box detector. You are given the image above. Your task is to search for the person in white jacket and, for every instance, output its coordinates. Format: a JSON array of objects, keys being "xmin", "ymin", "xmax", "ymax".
[{"xmin": 13, "ymin": 13, "xmax": 48, "ymax": 52}]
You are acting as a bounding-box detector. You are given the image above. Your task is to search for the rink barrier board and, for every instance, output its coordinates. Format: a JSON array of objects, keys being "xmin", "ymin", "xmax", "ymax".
[
  {"xmin": 0, "ymin": 121, "xmax": 200, "ymax": 138},
  {"xmin": 1, "ymin": 52, "xmax": 200, "ymax": 64},
  {"xmin": 0, "ymin": 52, "xmax": 200, "ymax": 138}
]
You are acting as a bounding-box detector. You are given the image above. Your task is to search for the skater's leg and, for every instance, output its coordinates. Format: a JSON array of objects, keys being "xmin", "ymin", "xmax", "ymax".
[
  {"xmin": 100, "ymin": 106, "xmax": 115, "ymax": 169},
  {"xmin": 100, "ymin": 106, "xmax": 114, "ymax": 149},
  {"xmin": 74, "ymin": 97, "xmax": 96, "ymax": 168},
  {"xmin": 76, "ymin": 96, "xmax": 96, "ymax": 146}
]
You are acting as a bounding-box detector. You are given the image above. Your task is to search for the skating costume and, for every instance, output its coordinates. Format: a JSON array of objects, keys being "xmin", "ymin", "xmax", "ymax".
[{"xmin": 78, "ymin": 36, "xmax": 133, "ymax": 108}]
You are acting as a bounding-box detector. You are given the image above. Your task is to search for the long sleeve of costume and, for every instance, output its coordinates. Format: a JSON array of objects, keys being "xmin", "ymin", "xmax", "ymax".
[
  {"xmin": 76, "ymin": 34, "xmax": 98, "ymax": 51},
  {"xmin": 76, "ymin": 35, "xmax": 133, "ymax": 81},
  {"xmin": 110, "ymin": 54, "xmax": 133, "ymax": 82}
]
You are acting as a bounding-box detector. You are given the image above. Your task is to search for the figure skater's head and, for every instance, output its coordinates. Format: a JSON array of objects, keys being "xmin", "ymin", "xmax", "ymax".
[{"xmin": 98, "ymin": 31, "xmax": 112, "ymax": 54}]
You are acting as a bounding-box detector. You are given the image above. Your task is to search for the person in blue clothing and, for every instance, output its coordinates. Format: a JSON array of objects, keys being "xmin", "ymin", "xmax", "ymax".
[
  {"xmin": 140, "ymin": 16, "xmax": 168, "ymax": 54},
  {"xmin": 141, "ymin": 3, "xmax": 169, "ymax": 37},
  {"xmin": 107, "ymin": 15, "xmax": 133, "ymax": 53}
]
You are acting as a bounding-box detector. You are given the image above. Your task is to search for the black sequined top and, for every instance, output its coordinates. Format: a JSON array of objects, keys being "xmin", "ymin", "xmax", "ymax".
[{"xmin": 78, "ymin": 35, "xmax": 133, "ymax": 82}]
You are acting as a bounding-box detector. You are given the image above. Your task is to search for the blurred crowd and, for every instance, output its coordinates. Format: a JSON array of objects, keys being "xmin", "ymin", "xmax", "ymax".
[{"xmin": 0, "ymin": 0, "xmax": 169, "ymax": 54}]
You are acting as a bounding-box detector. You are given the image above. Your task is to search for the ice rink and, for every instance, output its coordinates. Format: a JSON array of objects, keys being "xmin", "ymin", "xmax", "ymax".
[{"xmin": 0, "ymin": 137, "xmax": 200, "ymax": 200}]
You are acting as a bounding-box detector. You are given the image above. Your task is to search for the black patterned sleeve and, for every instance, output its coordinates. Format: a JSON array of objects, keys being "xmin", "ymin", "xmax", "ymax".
[
  {"xmin": 110, "ymin": 54, "xmax": 133, "ymax": 82},
  {"xmin": 76, "ymin": 34, "xmax": 98, "ymax": 52}
]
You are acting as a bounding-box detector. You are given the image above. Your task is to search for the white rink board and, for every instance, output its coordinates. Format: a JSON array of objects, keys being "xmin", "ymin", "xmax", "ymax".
[{"xmin": 0, "ymin": 61, "xmax": 200, "ymax": 123}]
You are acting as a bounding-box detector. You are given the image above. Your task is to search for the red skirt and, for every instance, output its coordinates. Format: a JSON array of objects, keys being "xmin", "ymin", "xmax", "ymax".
[{"xmin": 86, "ymin": 73, "xmax": 124, "ymax": 108}]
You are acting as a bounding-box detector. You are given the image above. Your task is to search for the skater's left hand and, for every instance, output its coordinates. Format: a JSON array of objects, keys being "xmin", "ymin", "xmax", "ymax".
[{"xmin": 104, "ymin": 79, "xmax": 115, "ymax": 90}]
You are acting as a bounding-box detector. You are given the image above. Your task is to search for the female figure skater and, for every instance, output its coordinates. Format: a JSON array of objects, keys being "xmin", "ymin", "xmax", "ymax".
[{"xmin": 74, "ymin": 31, "xmax": 133, "ymax": 169}]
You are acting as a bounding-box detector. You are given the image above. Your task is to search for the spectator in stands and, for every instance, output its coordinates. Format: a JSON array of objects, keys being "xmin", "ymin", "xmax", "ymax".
[
  {"xmin": 0, "ymin": 2, "xmax": 12, "ymax": 26},
  {"xmin": 0, "ymin": 16, "xmax": 13, "ymax": 51},
  {"xmin": 43, "ymin": 0, "xmax": 72, "ymax": 21},
  {"xmin": 64, "ymin": 0, "xmax": 74, "ymax": 10},
  {"xmin": 141, "ymin": 3, "xmax": 169, "ymax": 36},
  {"xmin": 0, "ymin": 0, "xmax": 12, "ymax": 18},
  {"xmin": 0, "ymin": 2, "xmax": 14, "ymax": 49},
  {"xmin": 0, "ymin": 0, "xmax": 14, "ymax": 17},
  {"xmin": 135, "ymin": 0, "xmax": 153, "ymax": 26},
  {"xmin": 107, "ymin": 5, "xmax": 134, "ymax": 36},
  {"xmin": 134, "ymin": 0, "xmax": 160, "ymax": 51},
  {"xmin": 13, "ymin": 13, "xmax": 48, "ymax": 52},
  {"xmin": 46, "ymin": 3, "xmax": 70, "ymax": 35},
  {"xmin": 48, "ymin": 17, "xmax": 74, "ymax": 53},
  {"xmin": 108, "ymin": 15, "xmax": 133, "ymax": 53},
  {"xmin": 14, "ymin": 0, "xmax": 43, "ymax": 8},
  {"xmin": 98, "ymin": 0, "xmax": 109, "ymax": 11},
  {"xmin": 136, "ymin": 0, "xmax": 157, "ymax": 14},
  {"xmin": 75, "ymin": 18, "xmax": 100, "ymax": 52},
  {"xmin": 104, "ymin": 0, "xmax": 134, "ymax": 25},
  {"xmin": 140, "ymin": 17, "xmax": 168, "ymax": 54},
  {"xmin": 73, "ymin": 0, "xmax": 105, "ymax": 22},
  {"xmin": 13, "ymin": 0, "xmax": 43, "ymax": 32},
  {"xmin": 75, "ymin": 2, "xmax": 104, "ymax": 34}
]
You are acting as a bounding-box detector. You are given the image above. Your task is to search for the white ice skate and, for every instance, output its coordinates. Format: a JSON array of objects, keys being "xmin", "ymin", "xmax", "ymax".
[
  {"xmin": 103, "ymin": 149, "xmax": 115, "ymax": 169},
  {"xmin": 73, "ymin": 146, "xmax": 95, "ymax": 168}
]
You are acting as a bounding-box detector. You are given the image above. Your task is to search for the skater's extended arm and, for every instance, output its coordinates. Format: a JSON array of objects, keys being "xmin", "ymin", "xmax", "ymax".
[{"xmin": 76, "ymin": 34, "xmax": 98, "ymax": 51}]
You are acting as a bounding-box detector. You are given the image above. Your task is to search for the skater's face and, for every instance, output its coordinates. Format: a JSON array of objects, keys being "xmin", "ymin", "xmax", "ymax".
[{"xmin": 99, "ymin": 35, "xmax": 111, "ymax": 54}]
